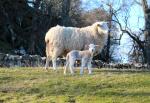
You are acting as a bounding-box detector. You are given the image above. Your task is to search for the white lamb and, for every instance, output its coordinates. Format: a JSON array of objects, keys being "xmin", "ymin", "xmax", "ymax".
[
  {"xmin": 45, "ymin": 21, "xmax": 109, "ymax": 70},
  {"xmin": 64, "ymin": 44, "xmax": 98, "ymax": 75}
]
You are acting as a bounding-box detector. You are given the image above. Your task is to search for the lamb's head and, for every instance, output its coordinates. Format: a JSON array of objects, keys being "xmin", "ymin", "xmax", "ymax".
[
  {"xmin": 88, "ymin": 44, "xmax": 99, "ymax": 54},
  {"xmin": 93, "ymin": 21, "xmax": 109, "ymax": 35}
]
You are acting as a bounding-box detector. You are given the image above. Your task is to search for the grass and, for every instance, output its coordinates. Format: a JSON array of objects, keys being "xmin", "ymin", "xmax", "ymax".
[{"xmin": 0, "ymin": 67, "xmax": 150, "ymax": 103}]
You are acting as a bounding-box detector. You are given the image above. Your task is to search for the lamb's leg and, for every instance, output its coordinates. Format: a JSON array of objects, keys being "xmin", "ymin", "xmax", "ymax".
[
  {"xmin": 69, "ymin": 65, "xmax": 74, "ymax": 75},
  {"xmin": 80, "ymin": 58, "xmax": 87, "ymax": 75},
  {"xmin": 69, "ymin": 58, "xmax": 75, "ymax": 75},
  {"xmin": 64, "ymin": 61, "xmax": 69, "ymax": 75},
  {"xmin": 80, "ymin": 66, "xmax": 84, "ymax": 75},
  {"xmin": 88, "ymin": 61, "xmax": 92, "ymax": 74},
  {"xmin": 64, "ymin": 64, "xmax": 67, "ymax": 75}
]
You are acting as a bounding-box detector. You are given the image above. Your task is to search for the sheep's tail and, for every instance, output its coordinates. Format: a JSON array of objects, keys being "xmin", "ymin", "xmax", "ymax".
[
  {"xmin": 45, "ymin": 37, "xmax": 51, "ymax": 58},
  {"xmin": 45, "ymin": 36, "xmax": 49, "ymax": 44},
  {"xmin": 64, "ymin": 54, "xmax": 69, "ymax": 74},
  {"xmin": 45, "ymin": 40, "xmax": 51, "ymax": 70}
]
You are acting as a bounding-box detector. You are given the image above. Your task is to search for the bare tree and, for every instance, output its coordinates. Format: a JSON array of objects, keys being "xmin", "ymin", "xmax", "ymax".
[
  {"xmin": 141, "ymin": 0, "xmax": 150, "ymax": 64},
  {"xmin": 101, "ymin": 0, "xmax": 146, "ymax": 63},
  {"xmin": 106, "ymin": 3, "xmax": 113, "ymax": 63},
  {"xmin": 0, "ymin": 0, "xmax": 85, "ymax": 55}
]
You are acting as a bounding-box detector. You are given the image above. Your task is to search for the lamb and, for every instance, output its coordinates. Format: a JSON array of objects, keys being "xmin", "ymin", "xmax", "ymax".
[
  {"xmin": 45, "ymin": 21, "xmax": 109, "ymax": 70},
  {"xmin": 64, "ymin": 44, "xmax": 98, "ymax": 75}
]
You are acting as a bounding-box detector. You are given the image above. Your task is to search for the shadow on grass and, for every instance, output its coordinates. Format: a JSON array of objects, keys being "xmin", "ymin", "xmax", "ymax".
[
  {"xmin": 17, "ymin": 85, "xmax": 150, "ymax": 99},
  {"xmin": 102, "ymin": 91, "xmax": 150, "ymax": 97},
  {"xmin": 96, "ymin": 68, "xmax": 150, "ymax": 73},
  {"xmin": 0, "ymin": 76, "xmax": 15, "ymax": 84},
  {"xmin": 0, "ymin": 76, "xmax": 13, "ymax": 81}
]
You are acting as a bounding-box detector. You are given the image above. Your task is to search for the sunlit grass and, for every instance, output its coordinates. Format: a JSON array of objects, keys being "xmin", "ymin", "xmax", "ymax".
[{"xmin": 0, "ymin": 67, "xmax": 150, "ymax": 103}]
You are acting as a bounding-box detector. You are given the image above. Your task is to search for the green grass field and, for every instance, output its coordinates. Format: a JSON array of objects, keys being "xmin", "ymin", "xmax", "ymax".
[{"xmin": 0, "ymin": 67, "xmax": 150, "ymax": 103}]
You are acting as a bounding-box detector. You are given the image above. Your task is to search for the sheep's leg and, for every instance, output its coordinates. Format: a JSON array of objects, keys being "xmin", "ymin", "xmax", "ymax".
[
  {"xmin": 45, "ymin": 44, "xmax": 51, "ymax": 70},
  {"xmin": 45, "ymin": 56, "xmax": 50, "ymax": 70},
  {"xmin": 52, "ymin": 58, "xmax": 57, "ymax": 70},
  {"xmin": 88, "ymin": 61, "xmax": 92, "ymax": 74},
  {"xmin": 64, "ymin": 64, "xmax": 67, "ymax": 75},
  {"xmin": 51, "ymin": 48, "xmax": 62, "ymax": 70}
]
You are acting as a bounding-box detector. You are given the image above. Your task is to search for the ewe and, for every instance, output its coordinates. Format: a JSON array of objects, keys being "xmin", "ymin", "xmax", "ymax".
[
  {"xmin": 64, "ymin": 44, "xmax": 98, "ymax": 75},
  {"xmin": 45, "ymin": 22, "xmax": 109, "ymax": 70}
]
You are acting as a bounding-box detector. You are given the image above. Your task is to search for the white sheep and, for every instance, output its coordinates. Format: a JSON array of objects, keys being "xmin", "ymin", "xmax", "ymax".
[
  {"xmin": 64, "ymin": 44, "xmax": 98, "ymax": 75},
  {"xmin": 45, "ymin": 21, "xmax": 109, "ymax": 70}
]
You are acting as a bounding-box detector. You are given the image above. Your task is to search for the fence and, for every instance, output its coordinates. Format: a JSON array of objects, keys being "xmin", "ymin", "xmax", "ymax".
[{"xmin": 0, "ymin": 53, "xmax": 148, "ymax": 69}]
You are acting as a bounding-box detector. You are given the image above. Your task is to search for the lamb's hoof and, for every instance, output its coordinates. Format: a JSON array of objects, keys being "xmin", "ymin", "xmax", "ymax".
[
  {"xmin": 80, "ymin": 73, "xmax": 83, "ymax": 75},
  {"xmin": 71, "ymin": 73, "xmax": 74, "ymax": 76}
]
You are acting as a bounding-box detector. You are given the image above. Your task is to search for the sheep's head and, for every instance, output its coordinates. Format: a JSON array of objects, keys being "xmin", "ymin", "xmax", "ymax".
[{"xmin": 94, "ymin": 21, "xmax": 109, "ymax": 35}]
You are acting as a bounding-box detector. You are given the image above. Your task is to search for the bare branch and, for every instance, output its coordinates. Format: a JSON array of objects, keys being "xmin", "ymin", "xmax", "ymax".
[{"xmin": 134, "ymin": 0, "xmax": 142, "ymax": 6}]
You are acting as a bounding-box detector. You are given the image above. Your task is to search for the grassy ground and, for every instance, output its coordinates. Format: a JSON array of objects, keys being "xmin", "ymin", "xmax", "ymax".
[{"xmin": 0, "ymin": 67, "xmax": 150, "ymax": 103}]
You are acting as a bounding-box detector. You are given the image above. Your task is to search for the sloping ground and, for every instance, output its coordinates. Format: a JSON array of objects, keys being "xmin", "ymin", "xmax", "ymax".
[{"xmin": 0, "ymin": 68, "xmax": 150, "ymax": 103}]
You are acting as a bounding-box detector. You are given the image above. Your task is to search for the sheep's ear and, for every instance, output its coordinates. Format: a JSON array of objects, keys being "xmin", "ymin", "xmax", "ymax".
[
  {"xmin": 96, "ymin": 24, "xmax": 100, "ymax": 31},
  {"xmin": 97, "ymin": 24, "xmax": 100, "ymax": 27}
]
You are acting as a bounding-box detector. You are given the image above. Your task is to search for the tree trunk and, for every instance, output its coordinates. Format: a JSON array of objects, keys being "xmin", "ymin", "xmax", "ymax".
[
  {"xmin": 61, "ymin": 0, "xmax": 71, "ymax": 26},
  {"xmin": 106, "ymin": 4, "xmax": 113, "ymax": 63},
  {"xmin": 34, "ymin": 0, "xmax": 41, "ymax": 9},
  {"xmin": 141, "ymin": 0, "xmax": 150, "ymax": 64}
]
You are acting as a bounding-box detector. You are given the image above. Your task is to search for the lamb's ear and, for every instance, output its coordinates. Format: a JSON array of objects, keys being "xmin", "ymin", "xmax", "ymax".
[
  {"xmin": 95, "ymin": 45, "xmax": 100, "ymax": 48},
  {"xmin": 84, "ymin": 45, "xmax": 89, "ymax": 49},
  {"xmin": 95, "ymin": 45, "xmax": 99, "ymax": 47}
]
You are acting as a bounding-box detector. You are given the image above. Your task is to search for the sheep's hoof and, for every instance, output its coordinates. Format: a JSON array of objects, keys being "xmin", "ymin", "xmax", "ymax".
[
  {"xmin": 53, "ymin": 69, "xmax": 58, "ymax": 73},
  {"xmin": 44, "ymin": 67, "xmax": 48, "ymax": 71}
]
